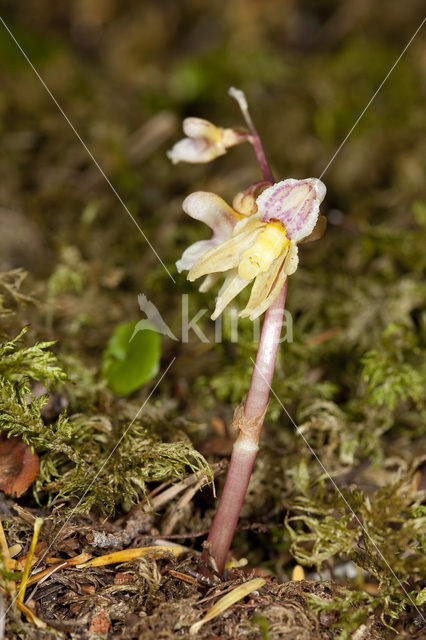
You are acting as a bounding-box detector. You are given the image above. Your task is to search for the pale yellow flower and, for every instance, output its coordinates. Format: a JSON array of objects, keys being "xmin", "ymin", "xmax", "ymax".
[
  {"xmin": 178, "ymin": 178, "xmax": 326, "ymax": 320},
  {"xmin": 167, "ymin": 117, "xmax": 248, "ymax": 164}
]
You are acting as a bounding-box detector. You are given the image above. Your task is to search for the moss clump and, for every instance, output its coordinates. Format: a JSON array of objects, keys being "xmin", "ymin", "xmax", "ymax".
[
  {"xmin": 285, "ymin": 465, "xmax": 425, "ymax": 636},
  {"xmin": 0, "ymin": 327, "xmax": 212, "ymax": 514}
]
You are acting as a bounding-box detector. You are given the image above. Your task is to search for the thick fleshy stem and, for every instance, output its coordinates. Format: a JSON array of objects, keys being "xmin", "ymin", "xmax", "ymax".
[
  {"xmin": 245, "ymin": 280, "xmax": 288, "ymax": 419},
  {"xmin": 229, "ymin": 87, "xmax": 274, "ymax": 183},
  {"xmin": 206, "ymin": 283, "xmax": 287, "ymax": 574}
]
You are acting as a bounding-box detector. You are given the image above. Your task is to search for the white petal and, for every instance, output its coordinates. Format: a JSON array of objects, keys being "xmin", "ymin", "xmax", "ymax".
[
  {"xmin": 167, "ymin": 138, "xmax": 225, "ymax": 164},
  {"xmin": 285, "ymin": 243, "xmax": 299, "ymax": 275},
  {"xmin": 216, "ymin": 269, "xmax": 237, "ymax": 297},
  {"xmin": 182, "ymin": 192, "xmax": 240, "ymax": 240},
  {"xmin": 183, "ymin": 117, "xmax": 221, "ymax": 142},
  {"xmin": 211, "ymin": 274, "xmax": 249, "ymax": 320},
  {"xmin": 176, "ymin": 239, "xmax": 217, "ymax": 273}
]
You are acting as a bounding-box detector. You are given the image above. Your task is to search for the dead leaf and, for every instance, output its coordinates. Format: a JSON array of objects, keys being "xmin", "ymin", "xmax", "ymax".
[
  {"xmin": 200, "ymin": 437, "xmax": 234, "ymax": 456},
  {"xmin": 0, "ymin": 436, "xmax": 39, "ymax": 497},
  {"xmin": 114, "ymin": 572, "xmax": 133, "ymax": 585},
  {"xmin": 210, "ymin": 417, "xmax": 226, "ymax": 437},
  {"xmin": 89, "ymin": 610, "xmax": 111, "ymax": 634}
]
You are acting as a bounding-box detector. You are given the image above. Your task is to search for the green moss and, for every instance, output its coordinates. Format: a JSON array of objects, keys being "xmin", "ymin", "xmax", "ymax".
[
  {"xmin": 285, "ymin": 468, "xmax": 425, "ymax": 636},
  {"xmin": 0, "ymin": 328, "xmax": 212, "ymax": 514},
  {"xmin": 362, "ymin": 323, "xmax": 425, "ymax": 410},
  {"xmin": 308, "ymin": 586, "xmax": 414, "ymax": 639}
]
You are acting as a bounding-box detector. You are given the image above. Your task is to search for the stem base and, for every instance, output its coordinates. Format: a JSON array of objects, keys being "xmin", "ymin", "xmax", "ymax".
[{"xmin": 206, "ymin": 444, "xmax": 258, "ymax": 574}]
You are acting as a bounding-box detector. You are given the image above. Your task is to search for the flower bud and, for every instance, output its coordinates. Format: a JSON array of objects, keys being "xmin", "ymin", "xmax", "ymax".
[
  {"xmin": 232, "ymin": 181, "xmax": 272, "ymax": 216},
  {"xmin": 232, "ymin": 191, "xmax": 257, "ymax": 216},
  {"xmin": 167, "ymin": 118, "xmax": 249, "ymax": 165}
]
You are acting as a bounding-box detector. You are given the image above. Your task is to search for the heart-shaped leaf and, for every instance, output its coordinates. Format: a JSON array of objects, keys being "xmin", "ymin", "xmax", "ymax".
[{"xmin": 101, "ymin": 321, "xmax": 161, "ymax": 396}]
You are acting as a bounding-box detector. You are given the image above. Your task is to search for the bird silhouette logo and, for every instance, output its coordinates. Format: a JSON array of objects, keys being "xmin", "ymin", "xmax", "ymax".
[{"xmin": 130, "ymin": 294, "xmax": 178, "ymax": 341}]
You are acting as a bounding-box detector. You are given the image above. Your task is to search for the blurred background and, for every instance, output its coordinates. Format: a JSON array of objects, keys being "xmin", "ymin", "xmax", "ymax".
[{"xmin": 1, "ymin": 1, "xmax": 425, "ymax": 286}]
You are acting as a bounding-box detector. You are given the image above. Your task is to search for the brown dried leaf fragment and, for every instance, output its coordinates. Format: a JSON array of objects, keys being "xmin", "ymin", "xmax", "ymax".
[
  {"xmin": 89, "ymin": 609, "xmax": 111, "ymax": 634},
  {"xmin": 0, "ymin": 435, "xmax": 39, "ymax": 497}
]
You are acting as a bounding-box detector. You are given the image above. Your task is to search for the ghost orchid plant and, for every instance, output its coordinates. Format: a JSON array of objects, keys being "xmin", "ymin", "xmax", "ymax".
[{"xmin": 168, "ymin": 88, "xmax": 327, "ymax": 574}]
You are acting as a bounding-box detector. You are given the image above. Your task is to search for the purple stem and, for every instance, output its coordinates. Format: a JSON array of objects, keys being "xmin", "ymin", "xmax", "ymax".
[
  {"xmin": 245, "ymin": 281, "xmax": 288, "ymax": 418},
  {"xmin": 205, "ymin": 89, "xmax": 284, "ymax": 573},
  {"xmin": 205, "ymin": 445, "xmax": 258, "ymax": 574},
  {"xmin": 206, "ymin": 283, "xmax": 287, "ymax": 573},
  {"xmin": 248, "ymin": 129, "xmax": 274, "ymax": 184},
  {"xmin": 229, "ymin": 87, "xmax": 274, "ymax": 183}
]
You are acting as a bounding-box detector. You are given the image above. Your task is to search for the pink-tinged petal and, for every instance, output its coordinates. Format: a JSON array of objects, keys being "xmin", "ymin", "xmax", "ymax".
[
  {"xmin": 167, "ymin": 138, "xmax": 225, "ymax": 164},
  {"xmin": 256, "ymin": 178, "xmax": 326, "ymax": 243},
  {"xmin": 232, "ymin": 181, "xmax": 272, "ymax": 216},
  {"xmin": 183, "ymin": 117, "xmax": 221, "ymax": 142},
  {"xmin": 183, "ymin": 192, "xmax": 240, "ymax": 240}
]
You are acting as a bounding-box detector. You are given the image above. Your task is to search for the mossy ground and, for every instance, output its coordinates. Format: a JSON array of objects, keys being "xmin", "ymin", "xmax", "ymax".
[{"xmin": 0, "ymin": 1, "xmax": 425, "ymax": 638}]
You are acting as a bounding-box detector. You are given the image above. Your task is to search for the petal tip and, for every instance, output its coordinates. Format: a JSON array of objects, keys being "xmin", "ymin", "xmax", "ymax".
[{"xmin": 308, "ymin": 178, "xmax": 327, "ymax": 203}]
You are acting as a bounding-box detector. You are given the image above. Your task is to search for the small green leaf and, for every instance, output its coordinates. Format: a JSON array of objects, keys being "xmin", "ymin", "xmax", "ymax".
[
  {"xmin": 102, "ymin": 321, "xmax": 161, "ymax": 396},
  {"xmin": 0, "ymin": 567, "xmax": 23, "ymax": 581}
]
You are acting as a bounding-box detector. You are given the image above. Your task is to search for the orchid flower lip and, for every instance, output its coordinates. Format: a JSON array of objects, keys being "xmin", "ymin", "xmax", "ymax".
[{"xmin": 256, "ymin": 177, "xmax": 326, "ymax": 243}]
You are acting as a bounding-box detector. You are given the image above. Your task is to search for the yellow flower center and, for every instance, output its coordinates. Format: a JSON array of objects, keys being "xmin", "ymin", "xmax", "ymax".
[{"xmin": 238, "ymin": 221, "xmax": 290, "ymax": 281}]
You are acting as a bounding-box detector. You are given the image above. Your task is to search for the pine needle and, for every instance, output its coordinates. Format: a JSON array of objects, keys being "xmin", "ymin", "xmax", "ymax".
[
  {"xmin": 190, "ymin": 578, "xmax": 266, "ymax": 635},
  {"xmin": 77, "ymin": 544, "xmax": 185, "ymax": 568},
  {"xmin": 17, "ymin": 517, "xmax": 43, "ymax": 605}
]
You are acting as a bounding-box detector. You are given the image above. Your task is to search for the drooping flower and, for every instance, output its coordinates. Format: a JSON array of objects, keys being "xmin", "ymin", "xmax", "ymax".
[
  {"xmin": 178, "ymin": 178, "xmax": 326, "ymax": 320},
  {"xmin": 167, "ymin": 117, "xmax": 249, "ymax": 164}
]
